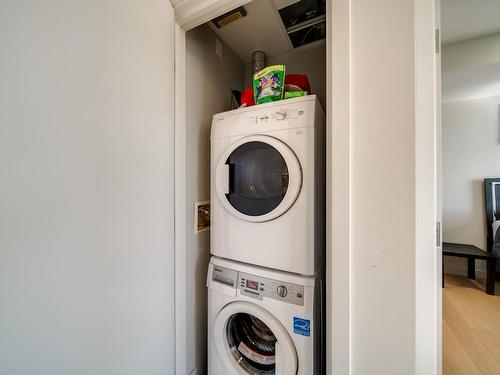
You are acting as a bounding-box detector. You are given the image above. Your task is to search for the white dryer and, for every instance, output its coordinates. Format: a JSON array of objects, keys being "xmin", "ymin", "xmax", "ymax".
[
  {"xmin": 207, "ymin": 256, "xmax": 324, "ymax": 375},
  {"xmin": 210, "ymin": 95, "xmax": 325, "ymax": 275}
]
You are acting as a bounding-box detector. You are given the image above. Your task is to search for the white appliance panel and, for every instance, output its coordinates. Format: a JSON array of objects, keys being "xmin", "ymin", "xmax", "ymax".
[
  {"xmin": 207, "ymin": 257, "xmax": 323, "ymax": 375},
  {"xmin": 210, "ymin": 96, "xmax": 325, "ymax": 275}
]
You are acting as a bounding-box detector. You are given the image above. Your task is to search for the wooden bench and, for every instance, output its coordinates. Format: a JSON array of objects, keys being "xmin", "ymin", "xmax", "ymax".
[{"xmin": 443, "ymin": 242, "xmax": 498, "ymax": 295}]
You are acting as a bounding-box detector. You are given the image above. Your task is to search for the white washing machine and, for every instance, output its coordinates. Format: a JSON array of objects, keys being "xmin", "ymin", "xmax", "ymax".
[
  {"xmin": 210, "ymin": 95, "xmax": 325, "ymax": 275},
  {"xmin": 207, "ymin": 256, "xmax": 324, "ymax": 375}
]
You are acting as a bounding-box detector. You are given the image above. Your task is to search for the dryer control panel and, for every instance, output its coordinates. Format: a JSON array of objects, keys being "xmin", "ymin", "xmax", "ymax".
[
  {"xmin": 247, "ymin": 109, "xmax": 304, "ymax": 124},
  {"xmin": 211, "ymin": 265, "xmax": 304, "ymax": 306}
]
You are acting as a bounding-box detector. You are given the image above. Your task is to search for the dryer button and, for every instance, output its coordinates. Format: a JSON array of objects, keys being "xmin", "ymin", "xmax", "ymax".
[{"xmin": 276, "ymin": 111, "xmax": 286, "ymax": 121}]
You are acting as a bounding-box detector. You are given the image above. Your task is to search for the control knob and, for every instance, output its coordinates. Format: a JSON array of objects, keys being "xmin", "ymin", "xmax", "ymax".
[
  {"xmin": 276, "ymin": 285, "xmax": 288, "ymax": 297},
  {"xmin": 276, "ymin": 110, "xmax": 286, "ymax": 121}
]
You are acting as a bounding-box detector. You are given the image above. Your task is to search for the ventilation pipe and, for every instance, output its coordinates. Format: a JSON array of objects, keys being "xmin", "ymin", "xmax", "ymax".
[{"xmin": 252, "ymin": 50, "xmax": 266, "ymax": 75}]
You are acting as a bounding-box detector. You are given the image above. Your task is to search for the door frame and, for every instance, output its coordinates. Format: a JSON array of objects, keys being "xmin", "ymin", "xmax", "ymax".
[
  {"xmin": 435, "ymin": 0, "xmax": 443, "ymax": 373},
  {"xmin": 414, "ymin": 0, "xmax": 441, "ymax": 374},
  {"xmin": 172, "ymin": 0, "xmax": 440, "ymax": 374},
  {"xmin": 173, "ymin": 3, "xmax": 344, "ymax": 372},
  {"xmin": 174, "ymin": 21, "xmax": 188, "ymax": 375}
]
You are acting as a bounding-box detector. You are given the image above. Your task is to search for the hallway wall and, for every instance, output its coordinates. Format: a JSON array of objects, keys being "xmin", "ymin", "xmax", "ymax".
[{"xmin": 0, "ymin": 1, "xmax": 176, "ymax": 373}]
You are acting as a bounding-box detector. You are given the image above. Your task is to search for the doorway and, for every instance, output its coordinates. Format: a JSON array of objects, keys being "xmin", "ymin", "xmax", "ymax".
[
  {"xmin": 440, "ymin": 0, "xmax": 500, "ymax": 373},
  {"xmin": 173, "ymin": 1, "xmax": 334, "ymax": 374}
]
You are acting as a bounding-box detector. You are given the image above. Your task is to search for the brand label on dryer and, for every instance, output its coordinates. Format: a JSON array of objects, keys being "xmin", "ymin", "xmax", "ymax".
[{"xmin": 293, "ymin": 317, "xmax": 311, "ymax": 337}]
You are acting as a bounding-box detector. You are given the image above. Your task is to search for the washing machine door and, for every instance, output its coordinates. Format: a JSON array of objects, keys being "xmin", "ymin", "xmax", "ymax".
[
  {"xmin": 214, "ymin": 301, "xmax": 298, "ymax": 375},
  {"xmin": 215, "ymin": 135, "xmax": 302, "ymax": 223}
]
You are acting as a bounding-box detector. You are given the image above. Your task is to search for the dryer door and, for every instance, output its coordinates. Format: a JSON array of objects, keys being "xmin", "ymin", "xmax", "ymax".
[
  {"xmin": 214, "ymin": 301, "xmax": 298, "ymax": 375},
  {"xmin": 215, "ymin": 135, "xmax": 302, "ymax": 223}
]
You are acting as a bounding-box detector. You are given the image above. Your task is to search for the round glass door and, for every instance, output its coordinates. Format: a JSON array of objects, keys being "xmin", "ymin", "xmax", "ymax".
[
  {"xmin": 226, "ymin": 141, "xmax": 288, "ymax": 217},
  {"xmin": 214, "ymin": 302, "xmax": 298, "ymax": 375},
  {"xmin": 216, "ymin": 135, "xmax": 302, "ymax": 223},
  {"xmin": 226, "ymin": 313, "xmax": 277, "ymax": 374}
]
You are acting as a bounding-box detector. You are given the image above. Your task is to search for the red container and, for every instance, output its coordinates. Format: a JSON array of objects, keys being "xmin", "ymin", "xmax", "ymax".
[
  {"xmin": 240, "ymin": 87, "xmax": 255, "ymax": 107},
  {"xmin": 285, "ymin": 74, "xmax": 311, "ymax": 94}
]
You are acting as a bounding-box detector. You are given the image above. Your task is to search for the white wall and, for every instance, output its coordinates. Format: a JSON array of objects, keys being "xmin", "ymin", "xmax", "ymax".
[
  {"xmin": 441, "ymin": 30, "xmax": 500, "ymax": 277},
  {"xmin": 349, "ymin": 0, "xmax": 418, "ymax": 373},
  {"xmin": 185, "ymin": 24, "xmax": 244, "ymax": 374},
  {"xmin": 0, "ymin": 1, "xmax": 176, "ymax": 374},
  {"xmin": 442, "ymin": 95, "xmax": 500, "ymax": 277},
  {"xmin": 442, "ymin": 32, "xmax": 500, "ymax": 72},
  {"xmin": 442, "ymin": 33, "xmax": 500, "ymax": 103},
  {"xmin": 244, "ymin": 41, "xmax": 326, "ymax": 109},
  {"xmin": 442, "ymin": 62, "xmax": 500, "ymax": 103}
]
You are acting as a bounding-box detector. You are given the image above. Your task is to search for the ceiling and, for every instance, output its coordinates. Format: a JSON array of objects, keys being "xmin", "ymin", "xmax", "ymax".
[
  {"xmin": 442, "ymin": 0, "xmax": 500, "ymax": 45},
  {"xmin": 207, "ymin": 0, "xmax": 292, "ymax": 63}
]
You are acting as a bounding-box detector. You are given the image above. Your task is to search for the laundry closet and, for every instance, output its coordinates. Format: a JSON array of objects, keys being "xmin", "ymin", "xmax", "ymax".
[{"xmin": 183, "ymin": 0, "xmax": 327, "ymax": 373}]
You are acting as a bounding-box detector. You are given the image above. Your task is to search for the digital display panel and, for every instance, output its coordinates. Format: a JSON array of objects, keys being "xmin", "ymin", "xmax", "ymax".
[{"xmin": 245, "ymin": 280, "xmax": 258, "ymax": 290}]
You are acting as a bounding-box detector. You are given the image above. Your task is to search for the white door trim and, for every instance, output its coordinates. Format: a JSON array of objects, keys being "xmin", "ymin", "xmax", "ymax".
[
  {"xmin": 435, "ymin": 0, "xmax": 443, "ymax": 372},
  {"xmin": 174, "ymin": 22, "xmax": 188, "ymax": 375},
  {"xmin": 328, "ymin": 0, "xmax": 351, "ymax": 374},
  {"xmin": 414, "ymin": 0, "xmax": 441, "ymax": 374}
]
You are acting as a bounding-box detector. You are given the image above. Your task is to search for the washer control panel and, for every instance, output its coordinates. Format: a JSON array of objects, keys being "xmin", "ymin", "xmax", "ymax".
[
  {"xmin": 238, "ymin": 272, "xmax": 304, "ymax": 306},
  {"xmin": 211, "ymin": 265, "xmax": 305, "ymax": 306}
]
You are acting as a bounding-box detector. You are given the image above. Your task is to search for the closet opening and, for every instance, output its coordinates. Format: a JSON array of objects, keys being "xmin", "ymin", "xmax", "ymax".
[{"xmin": 179, "ymin": 0, "xmax": 328, "ymax": 373}]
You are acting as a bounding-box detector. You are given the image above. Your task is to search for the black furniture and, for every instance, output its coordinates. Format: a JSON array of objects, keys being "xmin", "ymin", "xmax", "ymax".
[
  {"xmin": 442, "ymin": 242, "xmax": 497, "ymax": 295},
  {"xmin": 484, "ymin": 178, "xmax": 500, "ymax": 260}
]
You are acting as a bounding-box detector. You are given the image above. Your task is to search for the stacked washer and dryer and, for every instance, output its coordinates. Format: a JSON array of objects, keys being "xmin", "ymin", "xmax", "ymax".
[{"xmin": 207, "ymin": 95, "xmax": 326, "ymax": 375}]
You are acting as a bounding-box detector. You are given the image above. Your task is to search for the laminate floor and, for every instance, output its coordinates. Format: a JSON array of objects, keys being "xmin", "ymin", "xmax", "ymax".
[{"xmin": 443, "ymin": 274, "xmax": 500, "ymax": 375}]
